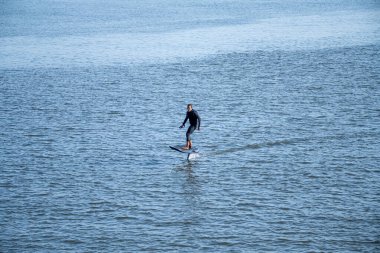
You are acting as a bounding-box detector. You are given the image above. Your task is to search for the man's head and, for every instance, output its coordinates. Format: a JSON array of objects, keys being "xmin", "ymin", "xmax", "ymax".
[{"xmin": 187, "ymin": 104, "xmax": 193, "ymax": 112}]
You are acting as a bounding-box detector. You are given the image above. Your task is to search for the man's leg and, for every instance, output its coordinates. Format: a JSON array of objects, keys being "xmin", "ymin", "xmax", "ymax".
[
  {"xmin": 187, "ymin": 126, "xmax": 195, "ymax": 149},
  {"xmin": 183, "ymin": 126, "xmax": 194, "ymax": 150},
  {"xmin": 182, "ymin": 130, "xmax": 191, "ymax": 149},
  {"xmin": 182, "ymin": 141, "xmax": 190, "ymax": 150}
]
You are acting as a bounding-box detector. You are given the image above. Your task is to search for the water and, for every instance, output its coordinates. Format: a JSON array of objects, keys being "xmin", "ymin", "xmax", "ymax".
[{"xmin": 1, "ymin": 0, "xmax": 380, "ymax": 252}]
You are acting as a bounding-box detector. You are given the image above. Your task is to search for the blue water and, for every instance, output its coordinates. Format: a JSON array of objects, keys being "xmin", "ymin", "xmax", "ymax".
[{"xmin": 1, "ymin": 1, "xmax": 380, "ymax": 252}]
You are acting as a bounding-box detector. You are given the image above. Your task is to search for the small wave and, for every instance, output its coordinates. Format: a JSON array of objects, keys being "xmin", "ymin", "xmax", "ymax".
[{"xmin": 62, "ymin": 239, "xmax": 84, "ymax": 245}]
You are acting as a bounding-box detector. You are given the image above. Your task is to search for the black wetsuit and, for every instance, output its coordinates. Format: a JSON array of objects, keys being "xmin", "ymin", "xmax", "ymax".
[{"xmin": 182, "ymin": 110, "xmax": 201, "ymax": 141}]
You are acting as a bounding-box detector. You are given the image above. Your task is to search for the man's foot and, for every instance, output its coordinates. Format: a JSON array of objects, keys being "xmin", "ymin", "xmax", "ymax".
[{"xmin": 181, "ymin": 146, "xmax": 190, "ymax": 150}]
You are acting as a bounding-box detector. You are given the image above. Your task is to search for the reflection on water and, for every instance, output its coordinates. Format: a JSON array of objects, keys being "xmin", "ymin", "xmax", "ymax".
[{"xmin": 174, "ymin": 160, "xmax": 200, "ymax": 200}]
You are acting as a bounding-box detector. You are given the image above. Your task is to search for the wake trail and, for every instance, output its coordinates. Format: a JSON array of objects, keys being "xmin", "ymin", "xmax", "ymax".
[{"xmin": 205, "ymin": 131, "xmax": 379, "ymax": 157}]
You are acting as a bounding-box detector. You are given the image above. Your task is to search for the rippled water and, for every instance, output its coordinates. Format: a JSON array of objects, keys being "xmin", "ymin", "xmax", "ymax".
[{"xmin": 1, "ymin": 0, "xmax": 380, "ymax": 252}]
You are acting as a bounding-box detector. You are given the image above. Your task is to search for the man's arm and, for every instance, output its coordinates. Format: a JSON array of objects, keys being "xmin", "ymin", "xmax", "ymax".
[
  {"xmin": 195, "ymin": 111, "xmax": 201, "ymax": 130},
  {"xmin": 180, "ymin": 113, "xmax": 189, "ymax": 128}
]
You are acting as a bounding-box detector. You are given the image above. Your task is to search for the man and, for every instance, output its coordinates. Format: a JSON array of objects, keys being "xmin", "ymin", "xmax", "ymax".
[{"xmin": 180, "ymin": 104, "xmax": 201, "ymax": 150}]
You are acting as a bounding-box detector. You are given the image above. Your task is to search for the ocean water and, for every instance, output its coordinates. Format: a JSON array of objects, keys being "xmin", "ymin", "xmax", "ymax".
[{"xmin": 1, "ymin": 0, "xmax": 380, "ymax": 252}]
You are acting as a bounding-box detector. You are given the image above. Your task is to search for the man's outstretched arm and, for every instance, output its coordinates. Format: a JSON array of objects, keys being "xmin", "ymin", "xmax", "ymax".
[{"xmin": 180, "ymin": 114, "xmax": 189, "ymax": 128}]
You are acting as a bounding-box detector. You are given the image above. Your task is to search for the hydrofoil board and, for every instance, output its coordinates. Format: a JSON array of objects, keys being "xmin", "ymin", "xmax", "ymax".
[{"xmin": 170, "ymin": 145, "xmax": 199, "ymax": 154}]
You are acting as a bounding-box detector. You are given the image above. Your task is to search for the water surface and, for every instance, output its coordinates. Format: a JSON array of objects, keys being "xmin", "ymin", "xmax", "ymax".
[{"xmin": 1, "ymin": 0, "xmax": 380, "ymax": 252}]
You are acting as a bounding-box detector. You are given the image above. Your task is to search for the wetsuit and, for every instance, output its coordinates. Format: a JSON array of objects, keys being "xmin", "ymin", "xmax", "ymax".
[{"xmin": 182, "ymin": 110, "xmax": 201, "ymax": 141}]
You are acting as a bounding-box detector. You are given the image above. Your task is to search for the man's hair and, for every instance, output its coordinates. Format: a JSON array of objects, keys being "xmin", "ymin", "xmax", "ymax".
[{"xmin": 187, "ymin": 104, "xmax": 193, "ymax": 108}]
